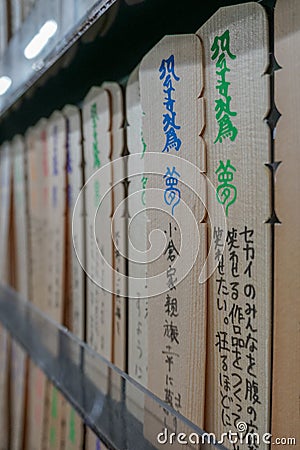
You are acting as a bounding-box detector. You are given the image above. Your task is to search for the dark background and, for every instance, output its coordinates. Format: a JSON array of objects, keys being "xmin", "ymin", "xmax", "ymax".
[{"xmin": 0, "ymin": 0, "xmax": 273, "ymax": 144}]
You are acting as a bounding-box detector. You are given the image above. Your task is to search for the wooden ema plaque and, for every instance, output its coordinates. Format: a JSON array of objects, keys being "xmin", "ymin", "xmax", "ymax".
[
  {"xmin": 11, "ymin": 135, "xmax": 30, "ymax": 450},
  {"xmin": 63, "ymin": 105, "xmax": 85, "ymax": 450},
  {"xmin": 25, "ymin": 124, "xmax": 50, "ymax": 450},
  {"xmin": 196, "ymin": 3, "xmax": 271, "ymax": 449},
  {"xmin": 82, "ymin": 87, "xmax": 113, "ymax": 448},
  {"xmin": 0, "ymin": 143, "xmax": 11, "ymax": 450},
  {"xmin": 140, "ymin": 33, "xmax": 207, "ymax": 445},
  {"xmin": 44, "ymin": 111, "xmax": 67, "ymax": 450}
]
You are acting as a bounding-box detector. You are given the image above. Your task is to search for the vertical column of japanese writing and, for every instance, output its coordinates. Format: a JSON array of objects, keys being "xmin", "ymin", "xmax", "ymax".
[
  {"xmin": 114, "ymin": 229, "xmax": 122, "ymax": 352},
  {"xmin": 160, "ymin": 55, "xmax": 182, "ymax": 430},
  {"xmin": 65, "ymin": 108, "xmax": 85, "ymax": 450},
  {"xmin": 126, "ymin": 68, "xmax": 149, "ymax": 398},
  {"xmin": 214, "ymin": 226, "xmax": 259, "ymax": 441},
  {"xmin": 66, "ymin": 117, "xmax": 73, "ymax": 329},
  {"xmin": 65, "ymin": 117, "xmax": 77, "ymax": 450},
  {"xmin": 212, "ymin": 30, "xmax": 239, "ymax": 441},
  {"xmin": 52, "ymin": 124, "xmax": 59, "ymax": 317},
  {"xmin": 41, "ymin": 128, "xmax": 51, "ymax": 320},
  {"xmin": 91, "ymin": 99, "xmax": 109, "ymax": 357},
  {"xmin": 135, "ymin": 123, "xmax": 148, "ymax": 381},
  {"xmin": 49, "ymin": 123, "xmax": 59, "ymax": 449},
  {"xmin": 90, "ymin": 102, "xmax": 99, "ymax": 352},
  {"xmin": 95, "ymin": 99, "xmax": 107, "ymax": 358}
]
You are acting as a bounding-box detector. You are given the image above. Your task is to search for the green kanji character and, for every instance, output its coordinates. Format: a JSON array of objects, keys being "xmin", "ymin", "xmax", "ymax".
[
  {"xmin": 211, "ymin": 29, "xmax": 236, "ymax": 62},
  {"xmin": 216, "ymin": 160, "xmax": 237, "ymax": 216},
  {"xmin": 214, "ymin": 114, "xmax": 238, "ymax": 143}
]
